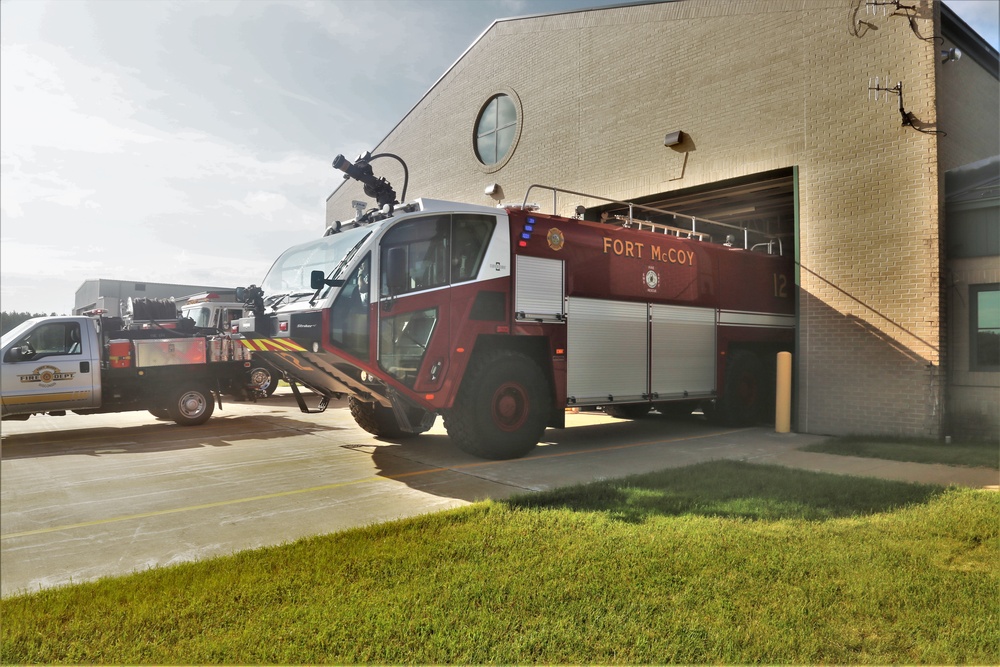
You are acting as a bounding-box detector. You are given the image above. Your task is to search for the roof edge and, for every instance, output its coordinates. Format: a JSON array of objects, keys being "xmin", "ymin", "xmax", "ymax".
[
  {"xmin": 327, "ymin": 1, "xmax": 674, "ymax": 203},
  {"xmin": 941, "ymin": 3, "xmax": 999, "ymax": 81}
]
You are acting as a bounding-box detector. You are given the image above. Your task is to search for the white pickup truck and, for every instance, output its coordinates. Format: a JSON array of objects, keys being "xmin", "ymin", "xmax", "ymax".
[{"xmin": 1, "ymin": 313, "xmax": 256, "ymax": 426}]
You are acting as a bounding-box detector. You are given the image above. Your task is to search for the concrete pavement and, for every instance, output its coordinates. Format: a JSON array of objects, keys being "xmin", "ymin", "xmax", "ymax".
[{"xmin": 1, "ymin": 392, "xmax": 996, "ymax": 597}]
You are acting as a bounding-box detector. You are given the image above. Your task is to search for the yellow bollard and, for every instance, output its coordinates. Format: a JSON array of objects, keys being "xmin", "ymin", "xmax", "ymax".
[{"xmin": 775, "ymin": 351, "xmax": 792, "ymax": 433}]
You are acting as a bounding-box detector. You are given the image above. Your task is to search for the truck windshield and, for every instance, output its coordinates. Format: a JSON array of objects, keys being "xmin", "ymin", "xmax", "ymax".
[
  {"xmin": 261, "ymin": 226, "xmax": 372, "ymax": 298},
  {"xmin": 182, "ymin": 306, "xmax": 213, "ymax": 328}
]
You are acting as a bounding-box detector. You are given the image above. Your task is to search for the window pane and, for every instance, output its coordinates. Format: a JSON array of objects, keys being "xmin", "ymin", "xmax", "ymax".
[
  {"xmin": 978, "ymin": 289, "xmax": 1000, "ymax": 330},
  {"xmin": 477, "ymin": 132, "xmax": 497, "ymax": 165},
  {"xmin": 379, "ymin": 308, "xmax": 438, "ymax": 388},
  {"xmin": 477, "ymin": 97, "xmax": 498, "ymax": 135},
  {"xmin": 976, "ymin": 287, "xmax": 1000, "ymax": 369},
  {"xmin": 496, "ymin": 95, "xmax": 517, "ymax": 128},
  {"xmin": 495, "ymin": 125, "xmax": 516, "ymax": 162},
  {"xmin": 380, "ymin": 216, "xmax": 450, "ymax": 296},
  {"xmin": 329, "ymin": 253, "xmax": 371, "ymax": 360},
  {"xmin": 475, "ymin": 94, "xmax": 518, "ymax": 166},
  {"xmin": 452, "ymin": 214, "xmax": 497, "ymax": 283}
]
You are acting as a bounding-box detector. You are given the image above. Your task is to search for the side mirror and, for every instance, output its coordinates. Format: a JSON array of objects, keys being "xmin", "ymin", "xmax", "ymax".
[
  {"xmin": 310, "ymin": 270, "xmax": 345, "ymax": 290},
  {"xmin": 235, "ymin": 287, "xmax": 245, "ymax": 302}
]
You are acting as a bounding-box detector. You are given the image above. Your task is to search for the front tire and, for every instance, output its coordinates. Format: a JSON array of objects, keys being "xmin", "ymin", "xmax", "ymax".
[
  {"xmin": 444, "ymin": 350, "xmax": 551, "ymax": 460},
  {"xmin": 167, "ymin": 384, "xmax": 215, "ymax": 426},
  {"xmin": 349, "ymin": 397, "xmax": 432, "ymax": 439}
]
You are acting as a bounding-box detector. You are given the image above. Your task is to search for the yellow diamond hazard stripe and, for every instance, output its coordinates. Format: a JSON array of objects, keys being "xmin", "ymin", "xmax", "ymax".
[{"xmin": 239, "ymin": 338, "xmax": 307, "ymax": 352}]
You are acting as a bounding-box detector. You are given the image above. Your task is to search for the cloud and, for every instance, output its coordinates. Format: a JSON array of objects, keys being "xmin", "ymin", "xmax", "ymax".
[{"xmin": 0, "ymin": 35, "xmax": 333, "ymax": 314}]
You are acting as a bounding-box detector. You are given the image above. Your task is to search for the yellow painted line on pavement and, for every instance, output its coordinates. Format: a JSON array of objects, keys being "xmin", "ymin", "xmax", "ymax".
[{"xmin": 1, "ymin": 428, "xmax": 748, "ymax": 540}]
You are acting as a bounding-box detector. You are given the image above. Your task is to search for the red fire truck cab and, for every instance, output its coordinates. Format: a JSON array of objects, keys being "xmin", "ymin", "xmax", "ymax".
[{"xmin": 236, "ymin": 154, "xmax": 794, "ymax": 460}]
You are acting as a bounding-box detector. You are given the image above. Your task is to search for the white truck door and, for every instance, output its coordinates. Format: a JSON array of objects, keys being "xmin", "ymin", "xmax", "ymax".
[{"xmin": 1, "ymin": 319, "xmax": 99, "ymax": 415}]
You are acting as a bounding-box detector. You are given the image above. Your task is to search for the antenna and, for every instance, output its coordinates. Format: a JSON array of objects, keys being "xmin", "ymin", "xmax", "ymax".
[
  {"xmin": 863, "ymin": 0, "xmax": 941, "ymax": 42},
  {"xmin": 866, "ymin": 0, "xmax": 915, "ymax": 17},
  {"xmin": 867, "ymin": 75, "xmax": 896, "ymax": 103},
  {"xmin": 865, "ymin": 77, "xmax": 945, "ymax": 135}
]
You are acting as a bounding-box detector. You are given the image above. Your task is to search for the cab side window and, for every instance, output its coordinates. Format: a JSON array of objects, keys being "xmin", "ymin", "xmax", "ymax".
[
  {"xmin": 380, "ymin": 215, "xmax": 450, "ymax": 297},
  {"xmin": 451, "ymin": 214, "xmax": 496, "ymax": 283},
  {"xmin": 329, "ymin": 253, "xmax": 371, "ymax": 360},
  {"xmin": 4, "ymin": 322, "xmax": 82, "ymax": 362}
]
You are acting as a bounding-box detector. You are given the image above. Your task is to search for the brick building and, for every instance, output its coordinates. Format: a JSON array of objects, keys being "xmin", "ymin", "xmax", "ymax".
[{"xmin": 326, "ymin": 0, "xmax": 999, "ymax": 439}]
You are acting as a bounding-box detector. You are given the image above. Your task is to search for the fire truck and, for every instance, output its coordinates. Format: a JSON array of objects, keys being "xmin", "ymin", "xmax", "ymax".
[{"xmin": 235, "ymin": 152, "xmax": 794, "ymax": 459}]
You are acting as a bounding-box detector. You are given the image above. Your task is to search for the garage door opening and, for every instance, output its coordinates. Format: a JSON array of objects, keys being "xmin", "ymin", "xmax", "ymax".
[{"xmin": 587, "ymin": 167, "xmax": 796, "ymax": 256}]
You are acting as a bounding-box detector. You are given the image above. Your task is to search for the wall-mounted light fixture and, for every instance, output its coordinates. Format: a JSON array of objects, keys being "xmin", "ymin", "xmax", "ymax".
[
  {"xmin": 663, "ymin": 131, "xmax": 684, "ymax": 147},
  {"xmin": 941, "ymin": 47, "xmax": 962, "ymax": 64}
]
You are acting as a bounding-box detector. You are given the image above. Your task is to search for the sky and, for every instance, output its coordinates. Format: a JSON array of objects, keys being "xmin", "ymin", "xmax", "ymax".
[{"xmin": 1, "ymin": 0, "xmax": 997, "ymax": 316}]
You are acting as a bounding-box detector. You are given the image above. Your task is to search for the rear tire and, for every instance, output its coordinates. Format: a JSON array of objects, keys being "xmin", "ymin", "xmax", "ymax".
[
  {"xmin": 167, "ymin": 384, "xmax": 215, "ymax": 426},
  {"xmin": 602, "ymin": 403, "xmax": 651, "ymax": 420},
  {"xmin": 444, "ymin": 350, "xmax": 551, "ymax": 460}
]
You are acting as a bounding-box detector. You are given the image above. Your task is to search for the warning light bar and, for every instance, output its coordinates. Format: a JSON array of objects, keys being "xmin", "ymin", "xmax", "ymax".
[{"xmin": 519, "ymin": 215, "xmax": 537, "ymax": 248}]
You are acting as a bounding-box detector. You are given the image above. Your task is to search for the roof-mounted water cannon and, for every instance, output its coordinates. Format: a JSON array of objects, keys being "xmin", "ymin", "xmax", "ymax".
[{"xmin": 332, "ymin": 151, "xmax": 409, "ymax": 215}]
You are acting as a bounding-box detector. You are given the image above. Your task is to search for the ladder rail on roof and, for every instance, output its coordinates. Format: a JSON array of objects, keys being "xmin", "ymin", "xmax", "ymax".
[{"xmin": 520, "ymin": 183, "xmax": 787, "ymax": 252}]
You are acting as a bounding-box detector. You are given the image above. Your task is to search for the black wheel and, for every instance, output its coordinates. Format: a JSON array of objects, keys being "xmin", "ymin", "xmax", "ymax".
[
  {"xmin": 349, "ymin": 397, "xmax": 432, "ymax": 439},
  {"xmin": 443, "ymin": 350, "xmax": 551, "ymax": 460},
  {"xmin": 148, "ymin": 408, "xmax": 171, "ymax": 421},
  {"xmin": 166, "ymin": 384, "xmax": 215, "ymax": 426},
  {"xmin": 713, "ymin": 351, "xmax": 766, "ymax": 426},
  {"xmin": 249, "ymin": 365, "xmax": 278, "ymax": 397},
  {"xmin": 601, "ymin": 403, "xmax": 651, "ymax": 419}
]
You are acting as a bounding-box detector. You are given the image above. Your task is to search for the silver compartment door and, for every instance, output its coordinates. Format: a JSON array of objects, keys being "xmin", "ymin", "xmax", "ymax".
[
  {"xmin": 650, "ymin": 304, "xmax": 716, "ymax": 399},
  {"xmin": 514, "ymin": 255, "xmax": 564, "ymax": 322},
  {"xmin": 567, "ymin": 297, "xmax": 648, "ymax": 403}
]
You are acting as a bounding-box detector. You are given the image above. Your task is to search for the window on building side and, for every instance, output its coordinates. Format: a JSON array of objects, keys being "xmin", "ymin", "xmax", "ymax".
[
  {"xmin": 475, "ymin": 94, "xmax": 517, "ymax": 166},
  {"xmin": 970, "ymin": 283, "xmax": 999, "ymax": 371}
]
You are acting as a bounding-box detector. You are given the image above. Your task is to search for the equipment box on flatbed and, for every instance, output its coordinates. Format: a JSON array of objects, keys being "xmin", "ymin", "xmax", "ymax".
[{"xmin": 133, "ymin": 338, "xmax": 207, "ymax": 367}]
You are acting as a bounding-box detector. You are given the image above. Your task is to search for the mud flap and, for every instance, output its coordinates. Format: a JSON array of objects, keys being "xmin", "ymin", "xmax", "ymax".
[{"xmin": 388, "ymin": 388, "xmax": 435, "ymax": 434}]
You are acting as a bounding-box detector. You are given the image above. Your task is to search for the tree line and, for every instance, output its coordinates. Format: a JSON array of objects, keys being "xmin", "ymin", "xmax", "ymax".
[{"xmin": 1, "ymin": 311, "xmax": 62, "ymax": 336}]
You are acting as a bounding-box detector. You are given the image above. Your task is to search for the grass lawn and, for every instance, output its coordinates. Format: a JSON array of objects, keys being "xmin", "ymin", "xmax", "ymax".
[
  {"xmin": 2, "ymin": 461, "xmax": 997, "ymax": 664},
  {"xmin": 801, "ymin": 436, "xmax": 999, "ymax": 469}
]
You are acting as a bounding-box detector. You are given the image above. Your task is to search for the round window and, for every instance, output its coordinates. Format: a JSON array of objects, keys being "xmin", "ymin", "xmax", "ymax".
[{"xmin": 475, "ymin": 93, "xmax": 519, "ymax": 167}]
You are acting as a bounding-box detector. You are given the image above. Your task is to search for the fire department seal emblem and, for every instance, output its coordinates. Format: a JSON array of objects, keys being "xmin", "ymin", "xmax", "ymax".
[
  {"xmin": 547, "ymin": 227, "xmax": 565, "ymax": 251},
  {"xmin": 19, "ymin": 365, "xmax": 74, "ymax": 388},
  {"xmin": 644, "ymin": 268, "xmax": 660, "ymax": 291}
]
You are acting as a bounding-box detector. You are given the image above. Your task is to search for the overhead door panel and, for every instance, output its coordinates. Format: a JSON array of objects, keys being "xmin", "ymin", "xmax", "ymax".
[
  {"xmin": 567, "ymin": 297, "xmax": 647, "ymax": 403},
  {"xmin": 650, "ymin": 304, "xmax": 715, "ymax": 398}
]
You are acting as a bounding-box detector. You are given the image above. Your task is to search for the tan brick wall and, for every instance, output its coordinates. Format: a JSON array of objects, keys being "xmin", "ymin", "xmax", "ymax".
[{"xmin": 327, "ymin": 0, "xmax": 994, "ymax": 438}]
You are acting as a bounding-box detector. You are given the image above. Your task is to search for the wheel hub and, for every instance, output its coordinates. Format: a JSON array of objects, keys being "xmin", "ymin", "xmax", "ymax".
[{"xmin": 492, "ymin": 382, "xmax": 527, "ymax": 431}]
